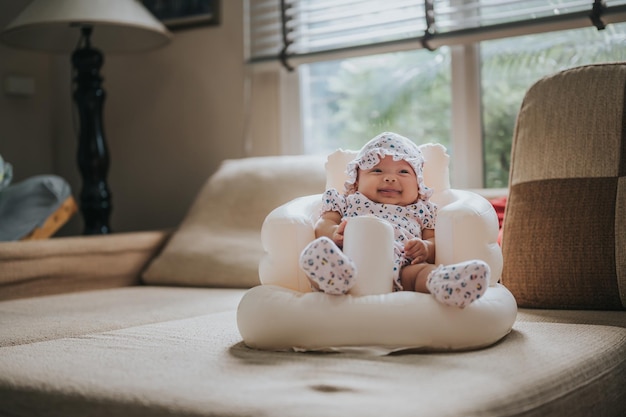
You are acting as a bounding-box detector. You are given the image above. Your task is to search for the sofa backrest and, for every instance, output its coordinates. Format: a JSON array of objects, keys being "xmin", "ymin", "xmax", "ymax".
[
  {"xmin": 186, "ymin": 155, "xmax": 327, "ymax": 230},
  {"xmin": 502, "ymin": 63, "xmax": 626, "ymax": 310}
]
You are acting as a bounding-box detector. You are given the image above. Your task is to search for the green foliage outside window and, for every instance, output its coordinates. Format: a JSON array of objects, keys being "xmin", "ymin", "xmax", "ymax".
[{"xmin": 304, "ymin": 49, "xmax": 451, "ymax": 153}]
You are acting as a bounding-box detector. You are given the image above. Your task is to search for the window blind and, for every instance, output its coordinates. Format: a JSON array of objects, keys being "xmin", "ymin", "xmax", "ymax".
[{"xmin": 247, "ymin": 0, "xmax": 626, "ymax": 68}]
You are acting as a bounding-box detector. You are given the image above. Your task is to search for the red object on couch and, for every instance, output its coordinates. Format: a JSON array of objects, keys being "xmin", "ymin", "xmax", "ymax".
[{"xmin": 489, "ymin": 196, "xmax": 507, "ymax": 245}]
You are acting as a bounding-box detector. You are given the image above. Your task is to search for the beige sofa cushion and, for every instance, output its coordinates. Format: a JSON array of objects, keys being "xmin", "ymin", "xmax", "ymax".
[
  {"xmin": 142, "ymin": 155, "xmax": 326, "ymax": 288},
  {"xmin": 0, "ymin": 286, "xmax": 246, "ymax": 348},
  {"xmin": 502, "ymin": 63, "xmax": 626, "ymax": 310}
]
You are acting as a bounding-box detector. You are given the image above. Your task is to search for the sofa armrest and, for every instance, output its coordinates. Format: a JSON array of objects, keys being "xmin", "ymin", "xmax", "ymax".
[{"xmin": 0, "ymin": 230, "xmax": 170, "ymax": 301}]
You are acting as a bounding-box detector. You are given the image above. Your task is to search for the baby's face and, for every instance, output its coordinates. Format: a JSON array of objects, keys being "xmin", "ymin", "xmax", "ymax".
[{"xmin": 356, "ymin": 155, "xmax": 419, "ymax": 205}]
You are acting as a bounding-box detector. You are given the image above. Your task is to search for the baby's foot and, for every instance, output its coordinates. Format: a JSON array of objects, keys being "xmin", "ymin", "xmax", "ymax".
[
  {"xmin": 299, "ymin": 237, "xmax": 357, "ymax": 295},
  {"xmin": 426, "ymin": 260, "xmax": 490, "ymax": 308}
]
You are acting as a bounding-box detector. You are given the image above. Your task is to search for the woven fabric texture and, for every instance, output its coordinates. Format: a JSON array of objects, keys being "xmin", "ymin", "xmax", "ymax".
[
  {"xmin": 502, "ymin": 63, "xmax": 626, "ymax": 310},
  {"xmin": 0, "ymin": 231, "xmax": 168, "ymax": 301}
]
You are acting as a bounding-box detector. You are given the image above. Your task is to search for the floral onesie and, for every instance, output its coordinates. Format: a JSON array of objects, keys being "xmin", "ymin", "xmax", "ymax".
[{"xmin": 321, "ymin": 188, "xmax": 437, "ymax": 290}]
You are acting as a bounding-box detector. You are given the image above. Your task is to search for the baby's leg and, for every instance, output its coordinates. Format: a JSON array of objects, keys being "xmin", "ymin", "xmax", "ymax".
[
  {"xmin": 400, "ymin": 263, "xmax": 435, "ymax": 294},
  {"xmin": 401, "ymin": 260, "xmax": 490, "ymax": 308},
  {"xmin": 299, "ymin": 237, "xmax": 357, "ymax": 295}
]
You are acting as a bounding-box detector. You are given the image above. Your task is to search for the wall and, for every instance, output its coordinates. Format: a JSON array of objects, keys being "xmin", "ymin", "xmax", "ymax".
[
  {"xmin": 0, "ymin": 0, "xmax": 53, "ymax": 183},
  {"xmin": 0, "ymin": 0, "xmax": 282, "ymax": 236}
]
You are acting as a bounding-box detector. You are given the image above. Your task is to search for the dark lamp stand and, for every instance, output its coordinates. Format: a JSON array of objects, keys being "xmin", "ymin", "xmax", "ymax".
[{"xmin": 72, "ymin": 26, "xmax": 112, "ymax": 235}]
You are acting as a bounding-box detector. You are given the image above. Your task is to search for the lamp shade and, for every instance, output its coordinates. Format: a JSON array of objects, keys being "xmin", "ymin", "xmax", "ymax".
[{"xmin": 0, "ymin": 0, "xmax": 171, "ymax": 53}]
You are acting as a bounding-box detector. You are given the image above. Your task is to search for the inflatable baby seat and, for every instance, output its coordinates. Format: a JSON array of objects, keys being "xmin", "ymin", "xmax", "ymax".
[{"xmin": 237, "ymin": 144, "xmax": 517, "ymax": 353}]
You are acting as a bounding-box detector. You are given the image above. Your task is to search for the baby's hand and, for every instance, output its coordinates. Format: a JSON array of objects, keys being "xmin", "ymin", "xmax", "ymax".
[
  {"xmin": 333, "ymin": 219, "xmax": 348, "ymax": 247},
  {"xmin": 404, "ymin": 238, "xmax": 428, "ymax": 264}
]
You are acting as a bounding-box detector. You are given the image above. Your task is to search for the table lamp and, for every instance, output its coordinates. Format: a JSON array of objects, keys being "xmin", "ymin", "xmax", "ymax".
[{"xmin": 0, "ymin": 0, "xmax": 171, "ymax": 234}]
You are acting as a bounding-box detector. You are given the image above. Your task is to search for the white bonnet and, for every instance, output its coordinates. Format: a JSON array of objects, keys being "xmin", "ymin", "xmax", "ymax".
[{"xmin": 344, "ymin": 132, "xmax": 432, "ymax": 201}]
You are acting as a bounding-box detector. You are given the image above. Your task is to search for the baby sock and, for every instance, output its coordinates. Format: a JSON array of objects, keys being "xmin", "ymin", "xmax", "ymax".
[
  {"xmin": 299, "ymin": 237, "xmax": 357, "ymax": 295},
  {"xmin": 426, "ymin": 259, "xmax": 490, "ymax": 308}
]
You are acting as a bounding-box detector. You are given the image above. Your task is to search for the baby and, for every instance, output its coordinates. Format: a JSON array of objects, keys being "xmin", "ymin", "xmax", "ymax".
[{"xmin": 299, "ymin": 132, "xmax": 489, "ymax": 308}]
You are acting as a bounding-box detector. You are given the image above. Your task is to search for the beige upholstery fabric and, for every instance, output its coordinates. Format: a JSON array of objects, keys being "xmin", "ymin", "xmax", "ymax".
[
  {"xmin": 0, "ymin": 286, "xmax": 624, "ymax": 417},
  {"xmin": 502, "ymin": 63, "xmax": 626, "ymax": 310},
  {"xmin": 0, "ymin": 231, "xmax": 168, "ymax": 301},
  {"xmin": 142, "ymin": 155, "xmax": 326, "ymax": 288},
  {"xmin": 0, "ymin": 286, "xmax": 246, "ymax": 347}
]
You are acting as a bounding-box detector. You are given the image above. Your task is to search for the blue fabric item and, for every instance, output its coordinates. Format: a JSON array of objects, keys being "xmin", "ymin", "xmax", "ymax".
[
  {"xmin": 0, "ymin": 154, "xmax": 12, "ymax": 192},
  {"xmin": 0, "ymin": 175, "xmax": 73, "ymax": 241}
]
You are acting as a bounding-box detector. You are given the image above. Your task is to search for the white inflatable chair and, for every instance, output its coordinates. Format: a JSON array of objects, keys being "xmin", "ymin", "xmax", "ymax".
[{"xmin": 237, "ymin": 144, "xmax": 517, "ymax": 353}]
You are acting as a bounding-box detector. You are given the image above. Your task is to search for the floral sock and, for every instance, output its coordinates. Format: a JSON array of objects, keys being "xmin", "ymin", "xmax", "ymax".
[
  {"xmin": 299, "ymin": 237, "xmax": 357, "ymax": 295},
  {"xmin": 426, "ymin": 259, "xmax": 490, "ymax": 308}
]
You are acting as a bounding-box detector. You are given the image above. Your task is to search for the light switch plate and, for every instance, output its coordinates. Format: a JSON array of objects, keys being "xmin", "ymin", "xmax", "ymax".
[{"xmin": 3, "ymin": 75, "xmax": 35, "ymax": 96}]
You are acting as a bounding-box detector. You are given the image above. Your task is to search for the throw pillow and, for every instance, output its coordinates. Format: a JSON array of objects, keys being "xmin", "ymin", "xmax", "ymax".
[{"xmin": 142, "ymin": 155, "xmax": 326, "ymax": 288}]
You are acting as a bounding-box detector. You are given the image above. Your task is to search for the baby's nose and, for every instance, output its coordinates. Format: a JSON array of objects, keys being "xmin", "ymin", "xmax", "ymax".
[{"xmin": 384, "ymin": 176, "xmax": 396, "ymax": 182}]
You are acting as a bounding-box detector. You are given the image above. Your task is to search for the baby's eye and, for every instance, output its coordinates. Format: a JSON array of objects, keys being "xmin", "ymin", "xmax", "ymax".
[
  {"xmin": 399, "ymin": 169, "xmax": 411, "ymax": 174},
  {"xmin": 371, "ymin": 168, "xmax": 383, "ymax": 173}
]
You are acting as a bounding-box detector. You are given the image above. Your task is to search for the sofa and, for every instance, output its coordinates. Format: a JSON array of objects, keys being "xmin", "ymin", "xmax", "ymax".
[{"xmin": 0, "ymin": 63, "xmax": 624, "ymax": 417}]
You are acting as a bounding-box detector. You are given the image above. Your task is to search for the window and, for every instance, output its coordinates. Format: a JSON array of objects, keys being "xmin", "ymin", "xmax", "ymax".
[
  {"xmin": 300, "ymin": 48, "xmax": 452, "ymax": 154},
  {"xmin": 481, "ymin": 24, "xmax": 626, "ymax": 187},
  {"xmin": 247, "ymin": 0, "xmax": 626, "ymax": 188}
]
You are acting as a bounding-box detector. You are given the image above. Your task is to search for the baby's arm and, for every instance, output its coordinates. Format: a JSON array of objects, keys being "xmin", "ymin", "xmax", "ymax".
[
  {"xmin": 314, "ymin": 211, "xmax": 346, "ymax": 248},
  {"xmin": 404, "ymin": 228, "xmax": 436, "ymax": 264}
]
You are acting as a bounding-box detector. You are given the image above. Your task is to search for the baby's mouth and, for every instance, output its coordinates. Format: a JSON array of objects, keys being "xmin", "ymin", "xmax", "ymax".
[{"xmin": 378, "ymin": 188, "xmax": 401, "ymax": 195}]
